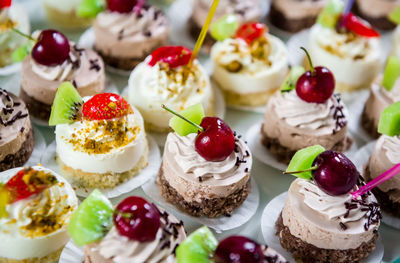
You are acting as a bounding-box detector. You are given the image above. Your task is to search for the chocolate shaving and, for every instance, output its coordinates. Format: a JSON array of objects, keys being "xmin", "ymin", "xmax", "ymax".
[
  {"xmin": 339, "ymin": 222, "xmax": 347, "ymax": 230},
  {"xmin": 198, "ymin": 176, "xmax": 203, "ymax": 182},
  {"xmin": 332, "ymin": 94, "xmax": 347, "ymax": 132},
  {"xmin": 118, "ymin": 29, "xmax": 124, "ymax": 40},
  {"xmin": 0, "ymin": 111, "xmax": 28, "ymax": 126},
  {"xmin": 143, "ymin": 30, "xmax": 152, "ymax": 37},
  {"xmin": 72, "ymin": 80, "xmax": 78, "ymax": 89},
  {"xmin": 89, "ymin": 59, "xmax": 101, "ymax": 72},
  {"xmin": 20, "ymin": 127, "xmax": 25, "ymax": 133}
]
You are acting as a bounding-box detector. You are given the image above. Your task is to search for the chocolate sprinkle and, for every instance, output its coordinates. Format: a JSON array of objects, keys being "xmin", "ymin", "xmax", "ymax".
[
  {"xmin": 89, "ymin": 59, "xmax": 101, "ymax": 72},
  {"xmin": 72, "ymin": 80, "xmax": 78, "ymax": 89},
  {"xmin": 339, "ymin": 222, "xmax": 348, "ymax": 230}
]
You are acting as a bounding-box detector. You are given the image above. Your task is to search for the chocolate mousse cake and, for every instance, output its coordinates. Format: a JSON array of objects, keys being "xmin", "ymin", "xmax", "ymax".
[
  {"xmin": 269, "ymin": 0, "xmax": 328, "ymax": 33},
  {"xmin": 0, "ymin": 88, "xmax": 34, "ymax": 172},
  {"xmin": 353, "ymin": 0, "xmax": 399, "ymax": 30}
]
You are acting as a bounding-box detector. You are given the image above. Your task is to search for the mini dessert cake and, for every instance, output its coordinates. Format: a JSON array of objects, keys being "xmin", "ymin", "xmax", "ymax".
[
  {"xmin": 308, "ymin": 0, "xmax": 382, "ymax": 92},
  {"xmin": 0, "ymin": 88, "xmax": 34, "ymax": 172},
  {"xmin": 365, "ymin": 102, "xmax": 400, "ymax": 218},
  {"xmin": 269, "ymin": 0, "xmax": 328, "ymax": 33},
  {"xmin": 278, "ymin": 147, "xmax": 381, "ymax": 263},
  {"xmin": 261, "ymin": 63, "xmax": 351, "ymax": 164},
  {"xmin": 175, "ymin": 226, "xmax": 288, "ymax": 263},
  {"xmin": 20, "ymin": 29, "xmax": 105, "ymax": 122},
  {"xmin": 211, "ymin": 22, "xmax": 289, "ymax": 107},
  {"xmin": 190, "ymin": 0, "xmax": 261, "ymax": 51},
  {"xmin": 68, "ymin": 191, "xmax": 186, "ymax": 263},
  {"xmin": 362, "ymin": 56, "xmax": 400, "ymax": 138},
  {"xmin": 0, "ymin": 2, "xmax": 30, "ymax": 68},
  {"xmin": 158, "ymin": 104, "xmax": 252, "ymax": 218},
  {"xmin": 92, "ymin": 0, "xmax": 169, "ymax": 70},
  {"xmin": 42, "ymin": 0, "xmax": 92, "ymax": 29},
  {"xmin": 0, "ymin": 166, "xmax": 78, "ymax": 262},
  {"xmin": 50, "ymin": 83, "xmax": 148, "ymax": 189},
  {"xmin": 128, "ymin": 46, "xmax": 214, "ymax": 132},
  {"xmin": 353, "ymin": 0, "xmax": 399, "ymax": 30}
]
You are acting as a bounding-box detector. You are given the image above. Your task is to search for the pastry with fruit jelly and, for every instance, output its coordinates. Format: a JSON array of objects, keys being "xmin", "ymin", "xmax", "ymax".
[
  {"xmin": 189, "ymin": 0, "xmax": 261, "ymax": 51},
  {"xmin": 261, "ymin": 56, "xmax": 352, "ymax": 164},
  {"xmin": 68, "ymin": 191, "xmax": 186, "ymax": 263},
  {"xmin": 0, "ymin": 166, "xmax": 78, "ymax": 262},
  {"xmin": 210, "ymin": 22, "xmax": 289, "ymax": 107},
  {"xmin": 308, "ymin": 0, "xmax": 382, "ymax": 92},
  {"xmin": 362, "ymin": 56, "xmax": 400, "ymax": 138},
  {"xmin": 175, "ymin": 226, "xmax": 288, "ymax": 263},
  {"xmin": 20, "ymin": 29, "xmax": 105, "ymax": 122},
  {"xmin": 277, "ymin": 147, "xmax": 381, "ymax": 263},
  {"xmin": 353, "ymin": 0, "xmax": 399, "ymax": 30},
  {"xmin": 269, "ymin": 0, "xmax": 328, "ymax": 33},
  {"xmin": 50, "ymin": 82, "xmax": 148, "ymax": 189},
  {"xmin": 0, "ymin": 88, "xmax": 34, "ymax": 172},
  {"xmin": 365, "ymin": 102, "xmax": 400, "ymax": 218},
  {"xmin": 128, "ymin": 46, "xmax": 214, "ymax": 132},
  {"xmin": 158, "ymin": 104, "xmax": 252, "ymax": 218},
  {"xmin": 0, "ymin": 1, "xmax": 30, "ymax": 68}
]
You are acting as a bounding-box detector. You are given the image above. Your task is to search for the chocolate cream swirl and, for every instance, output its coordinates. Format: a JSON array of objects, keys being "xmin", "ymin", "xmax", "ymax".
[{"xmin": 381, "ymin": 135, "xmax": 400, "ymax": 164}]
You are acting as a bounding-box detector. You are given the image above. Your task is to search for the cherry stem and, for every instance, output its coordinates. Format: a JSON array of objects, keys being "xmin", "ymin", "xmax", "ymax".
[
  {"xmin": 12, "ymin": 28, "xmax": 35, "ymax": 41},
  {"xmin": 351, "ymin": 163, "xmax": 400, "ymax": 200},
  {"xmin": 300, "ymin": 47, "xmax": 314, "ymax": 73},
  {"xmin": 134, "ymin": 0, "xmax": 145, "ymax": 15},
  {"xmin": 161, "ymin": 104, "xmax": 204, "ymax": 131},
  {"xmin": 283, "ymin": 166, "xmax": 318, "ymax": 175}
]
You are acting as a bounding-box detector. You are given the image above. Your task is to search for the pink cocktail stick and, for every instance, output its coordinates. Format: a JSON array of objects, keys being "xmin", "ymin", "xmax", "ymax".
[
  {"xmin": 351, "ymin": 163, "xmax": 400, "ymax": 199},
  {"xmin": 134, "ymin": 0, "xmax": 145, "ymax": 15}
]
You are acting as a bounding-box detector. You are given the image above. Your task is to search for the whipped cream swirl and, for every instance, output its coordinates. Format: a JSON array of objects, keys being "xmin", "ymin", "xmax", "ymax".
[
  {"xmin": 167, "ymin": 132, "xmax": 251, "ymax": 180},
  {"xmin": 0, "ymin": 88, "xmax": 14, "ymax": 122},
  {"xmin": 381, "ymin": 135, "xmax": 400, "ymax": 164},
  {"xmin": 273, "ymin": 91, "xmax": 347, "ymax": 134}
]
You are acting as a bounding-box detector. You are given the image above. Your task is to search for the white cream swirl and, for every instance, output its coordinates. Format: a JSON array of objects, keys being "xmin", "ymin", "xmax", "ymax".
[
  {"xmin": 381, "ymin": 136, "xmax": 400, "ymax": 164},
  {"xmin": 167, "ymin": 132, "xmax": 251, "ymax": 180},
  {"xmin": 98, "ymin": 211, "xmax": 185, "ymax": 263},
  {"xmin": 272, "ymin": 91, "xmax": 347, "ymax": 134}
]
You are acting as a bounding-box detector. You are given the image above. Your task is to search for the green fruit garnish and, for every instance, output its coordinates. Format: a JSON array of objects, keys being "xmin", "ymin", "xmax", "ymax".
[
  {"xmin": 317, "ymin": 0, "xmax": 344, "ymax": 28},
  {"xmin": 382, "ymin": 56, "xmax": 400, "ymax": 91},
  {"xmin": 389, "ymin": 6, "xmax": 400, "ymax": 25},
  {"xmin": 49, "ymin": 82, "xmax": 83, "ymax": 126},
  {"xmin": 68, "ymin": 189, "xmax": 113, "ymax": 246},
  {"xmin": 210, "ymin": 14, "xmax": 239, "ymax": 41},
  {"xmin": 169, "ymin": 103, "xmax": 205, "ymax": 136},
  {"xmin": 77, "ymin": 0, "xmax": 105, "ymax": 18},
  {"xmin": 176, "ymin": 226, "xmax": 218, "ymax": 263},
  {"xmin": 378, "ymin": 102, "xmax": 400, "ymax": 136},
  {"xmin": 0, "ymin": 188, "xmax": 9, "ymax": 219},
  {"xmin": 11, "ymin": 41, "xmax": 34, "ymax": 63},
  {"xmin": 281, "ymin": 66, "xmax": 306, "ymax": 92},
  {"xmin": 286, "ymin": 145, "xmax": 326, "ymax": 180}
]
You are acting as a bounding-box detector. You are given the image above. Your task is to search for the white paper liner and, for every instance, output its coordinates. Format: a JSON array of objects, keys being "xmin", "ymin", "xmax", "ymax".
[
  {"xmin": 246, "ymin": 122, "xmax": 359, "ymax": 171},
  {"xmin": 261, "ymin": 192, "xmax": 384, "ymax": 263},
  {"xmin": 0, "ymin": 62, "xmax": 21, "ymax": 76},
  {"xmin": 142, "ymin": 175, "xmax": 259, "ymax": 233},
  {"xmin": 59, "ymin": 241, "xmax": 84, "ymax": 263},
  {"xmin": 25, "ymin": 126, "xmax": 46, "ymax": 167},
  {"xmin": 40, "ymin": 135, "xmax": 161, "ymax": 199}
]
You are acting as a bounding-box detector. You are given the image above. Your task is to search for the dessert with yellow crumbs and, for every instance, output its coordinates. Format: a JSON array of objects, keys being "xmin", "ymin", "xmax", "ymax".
[
  {"xmin": 0, "ymin": 166, "xmax": 78, "ymax": 262},
  {"xmin": 211, "ymin": 22, "xmax": 288, "ymax": 107},
  {"xmin": 50, "ymin": 82, "xmax": 148, "ymax": 189},
  {"xmin": 128, "ymin": 46, "xmax": 214, "ymax": 132}
]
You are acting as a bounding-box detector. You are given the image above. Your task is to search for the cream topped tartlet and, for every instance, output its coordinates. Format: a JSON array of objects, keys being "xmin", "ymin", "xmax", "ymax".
[
  {"xmin": 0, "ymin": 166, "xmax": 78, "ymax": 262},
  {"xmin": 68, "ymin": 191, "xmax": 186, "ymax": 263},
  {"xmin": 211, "ymin": 23, "xmax": 288, "ymax": 107},
  {"xmin": 0, "ymin": 89, "xmax": 33, "ymax": 172},
  {"xmin": 20, "ymin": 29, "xmax": 105, "ymax": 122},
  {"xmin": 128, "ymin": 46, "xmax": 214, "ymax": 132},
  {"xmin": 50, "ymin": 82, "xmax": 148, "ymax": 189}
]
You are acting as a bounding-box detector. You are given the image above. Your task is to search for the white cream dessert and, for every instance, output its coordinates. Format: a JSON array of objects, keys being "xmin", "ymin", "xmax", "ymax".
[
  {"xmin": 0, "ymin": 166, "xmax": 78, "ymax": 262},
  {"xmin": 211, "ymin": 29, "xmax": 289, "ymax": 106},
  {"xmin": 0, "ymin": 3, "xmax": 30, "ymax": 68},
  {"xmin": 42, "ymin": 0, "xmax": 92, "ymax": 28},
  {"xmin": 128, "ymin": 50, "xmax": 213, "ymax": 133},
  {"xmin": 308, "ymin": 24, "xmax": 382, "ymax": 91}
]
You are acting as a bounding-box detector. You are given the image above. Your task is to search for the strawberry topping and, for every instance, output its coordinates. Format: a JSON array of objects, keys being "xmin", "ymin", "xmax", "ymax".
[
  {"xmin": 82, "ymin": 93, "xmax": 130, "ymax": 120},
  {"xmin": 235, "ymin": 23, "xmax": 266, "ymax": 45},
  {"xmin": 0, "ymin": 0, "xmax": 11, "ymax": 9},
  {"xmin": 148, "ymin": 46, "xmax": 192, "ymax": 68},
  {"xmin": 340, "ymin": 12, "xmax": 380, "ymax": 38}
]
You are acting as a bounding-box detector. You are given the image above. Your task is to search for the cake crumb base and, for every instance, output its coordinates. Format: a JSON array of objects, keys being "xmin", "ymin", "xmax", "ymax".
[
  {"xmin": 361, "ymin": 108, "xmax": 380, "ymax": 139},
  {"xmin": 0, "ymin": 247, "xmax": 63, "ymax": 263}
]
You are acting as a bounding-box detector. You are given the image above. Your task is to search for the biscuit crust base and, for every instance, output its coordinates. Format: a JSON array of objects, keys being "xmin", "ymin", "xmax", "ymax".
[
  {"xmin": 0, "ymin": 247, "xmax": 63, "ymax": 263},
  {"xmin": 361, "ymin": 108, "xmax": 380, "ymax": 139}
]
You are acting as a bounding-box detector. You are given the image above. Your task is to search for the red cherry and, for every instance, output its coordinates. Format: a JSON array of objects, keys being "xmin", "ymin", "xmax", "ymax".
[
  {"xmin": 215, "ymin": 236, "xmax": 264, "ymax": 263},
  {"xmin": 312, "ymin": 151, "xmax": 359, "ymax": 196},
  {"xmin": 107, "ymin": 0, "xmax": 138, "ymax": 13},
  {"xmin": 340, "ymin": 12, "xmax": 380, "ymax": 38},
  {"xmin": 82, "ymin": 93, "xmax": 130, "ymax": 120},
  {"xmin": 296, "ymin": 66, "xmax": 335, "ymax": 103},
  {"xmin": 235, "ymin": 23, "xmax": 266, "ymax": 45},
  {"xmin": 195, "ymin": 117, "xmax": 236, "ymax": 162},
  {"xmin": 0, "ymin": 0, "xmax": 11, "ymax": 9},
  {"xmin": 113, "ymin": 196, "xmax": 161, "ymax": 242},
  {"xmin": 31, "ymin": 30, "xmax": 70, "ymax": 66},
  {"xmin": 148, "ymin": 46, "xmax": 192, "ymax": 68}
]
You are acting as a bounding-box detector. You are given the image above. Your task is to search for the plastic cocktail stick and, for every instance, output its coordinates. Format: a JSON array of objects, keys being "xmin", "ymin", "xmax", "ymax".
[
  {"xmin": 134, "ymin": 0, "xmax": 145, "ymax": 14},
  {"xmin": 343, "ymin": 0, "xmax": 354, "ymax": 15},
  {"xmin": 188, "ymin": 0, "xmax": 220, "ymax": 67},
  {"xmin": 351, "ymin": 163, "xmax": 400, "ymax": 199}
]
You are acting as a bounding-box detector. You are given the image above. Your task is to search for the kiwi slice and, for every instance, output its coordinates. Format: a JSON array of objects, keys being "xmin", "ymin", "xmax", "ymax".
[
  {"xmin": 169, "ymin": 103, "xmax": 205, "ymax": 136},
  {"xmin": 11, "ymin": 41, "xmax": 34, "ymax": 63},
  {"xmin": 389, "ymin": 6, "xmax": 400, "ymax": 25},
  {"xmin": 382, "ymin": 56, "xmax": 400, "ymax": 91},
  {"xmin": 210, "ymin": 14, "xmax": 239, "ymax": 41},
  {"xmin": 286, "ymin": 145, "xmax": 326, "ymax": 180},
  {"xmin": 317, "ymin": 0, "xmax": 344, "ymax": 28},
  {"xmin": 49, "ymin": 82, "xmax": 83, "ymax": 126},
  {"xmin": 378, "ymin": 102, "xmax": 400, "ymax": 137},
  {"xmin": 176, "ymin": 226, "xmax": 218, "ymax": 263},
  {"xmin": 76, "ymin": 0, "xmax": 105, "ymax": 18},
  {"xmin": 68, "ymin": 189, "xmax": 114, "ymax": 246},
  {"xmin": 281, "ymin": 66, "xmax": 306, "ymax": 92}
]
